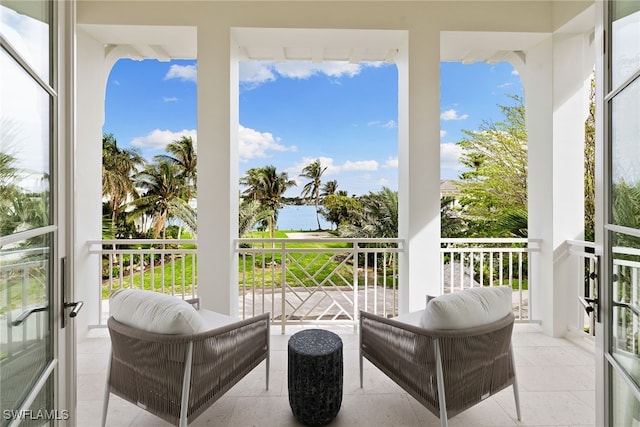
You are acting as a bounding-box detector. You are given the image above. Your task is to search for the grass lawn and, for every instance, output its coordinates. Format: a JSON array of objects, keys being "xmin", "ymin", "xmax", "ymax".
[
  {"xmin": 101, "ymin": 253, "xmax": 197, "ymax": 298},
  {"xmin": 101, "ymin": 231, "xmax": 398, "ymax": 298}
]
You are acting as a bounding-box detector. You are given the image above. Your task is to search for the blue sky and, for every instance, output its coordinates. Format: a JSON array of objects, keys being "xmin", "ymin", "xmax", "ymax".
[{"xmin": 104, "ymin": 59, "xmax": 522, "ymax": 197}]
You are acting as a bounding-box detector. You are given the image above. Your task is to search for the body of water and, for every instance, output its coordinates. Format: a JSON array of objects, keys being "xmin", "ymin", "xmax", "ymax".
[{"xmin": 276, "ymin": 205, "xmax": 332, "ymax": 231}]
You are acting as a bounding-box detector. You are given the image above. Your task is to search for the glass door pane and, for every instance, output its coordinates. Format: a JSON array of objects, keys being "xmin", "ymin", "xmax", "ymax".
[
  {"xmin": 0, "ymin": 0, "xmax": 51, "ymax": 84},
  {"xmin": 610, "ymin": 0, "xmax": 640, "ymax": 89},
  {"xmin": 0, "ymin": 0, "xmax": 57, "ymax": 424},
  {"xmin": 0, "ymin": 47, "xmax": 51, "ymax": 236},
  {"xmin": 0, "ymin": 234, "xmax": 53, "ymax": 426},
  {"xmin": 607, "ymin": 1, "xmax": 640, "ymax": 424}
]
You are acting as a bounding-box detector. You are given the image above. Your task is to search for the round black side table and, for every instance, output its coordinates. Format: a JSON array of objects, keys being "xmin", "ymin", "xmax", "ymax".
[{"xmin": 288, "ymin": 329, "xmax": 343, "ymax": 426}]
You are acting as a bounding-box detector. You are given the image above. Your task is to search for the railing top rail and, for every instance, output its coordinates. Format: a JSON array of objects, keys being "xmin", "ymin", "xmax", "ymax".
[
  {"xmin": 441, "ymin": 238, "xmax": 533, "ymax": 244},
  {"xmin": 613, "ymin": 246, "xmax": 640, "ymax": 257},
  {"xmin": 234, "ymin": 237, "xmax": 404, "ymax": 245},
  {"xmin": 91, "ymin": 239, "xmax": 197, "ymax": 245},
  {"xmin": 90, "ymin": 248, "xmax": 198, "ymax": 255},
  {"xmin": 566, "ymin": 239, "xmax": 598, "ymax": 249},
  {"xmin": 237, "ymin": 246, "xmax": 403, "ymax": 254},
  {"xmin": 439, "ymin": 247, "xmax": 534, "ymax": 253}
]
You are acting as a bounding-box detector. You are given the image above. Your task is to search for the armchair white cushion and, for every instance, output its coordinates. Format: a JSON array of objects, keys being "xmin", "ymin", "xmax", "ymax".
[
  {"xmin": 110, "ymin": 289, "xmax": 205, "ymax": 334},
  {"xmin": 420, "ymin": 285, "xmax": 512, "ymax": 329}
]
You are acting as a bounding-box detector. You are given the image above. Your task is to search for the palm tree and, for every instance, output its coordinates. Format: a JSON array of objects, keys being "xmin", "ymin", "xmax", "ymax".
[
  {"xmin": 320, "ymin": 180, "xmax": 338, "ymax": 198},
  {"xmin": 299, "ymin": 159, "xmax": 327, "ymax": 230},
  {"xmin": 102, "ymin": 133, "xmax": 144, "ymax": 234},
  {"xmin": 154, "ymin": 136, "xmax": 197, "ymax": 237},
  {"xmin": 240, "ymin": 165, "xmax": 297, "ymax": 238},
  {"xmin": 130, "ymin": 161, "xmax": 195, "ymax": 238},
  {"xmin": 340, "ymin": 187, "xmax": 398, "ymax": 238},
  {"xmin": 239, "ymin": 198, "xmax": 269, "ymax": 237},
  {"xmin": 154, "ymin": 136, "xmax": 197, "ymax": 201}
]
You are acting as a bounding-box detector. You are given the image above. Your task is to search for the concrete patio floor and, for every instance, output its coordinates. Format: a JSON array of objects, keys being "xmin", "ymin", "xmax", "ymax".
[{"xmin": 78, "ymin": 323, "xmax": 596, "ymax": 427}]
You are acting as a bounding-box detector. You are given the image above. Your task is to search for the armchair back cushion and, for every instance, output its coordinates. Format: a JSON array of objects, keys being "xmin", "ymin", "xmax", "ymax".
[
  {"xmin": 420, "ymin": 285, "xmax": 512, "ymax": 329},
  {"xmin": 110, "ymin": 289, "xmax": 205, "ymax": 334}
]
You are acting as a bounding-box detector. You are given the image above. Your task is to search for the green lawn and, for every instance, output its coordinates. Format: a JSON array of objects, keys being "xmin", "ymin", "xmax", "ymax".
[
  {"xmin": 101, "ymin": 231, "xmax": 398, "ymax": 298},
  {"xmin": 101, "ymin": 253, "xmax": 197, "ymax": 298}
]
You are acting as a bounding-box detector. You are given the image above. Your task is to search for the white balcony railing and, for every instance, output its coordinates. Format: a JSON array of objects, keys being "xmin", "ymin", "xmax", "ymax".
[
  {"xmin": 440, "ymin": 238, "xmax": 540, "ymax": 320},
  {"xmin": 88, "ymin": 239, "xmax": 198, "ymax": 325},
  {"xmin": 88, "ymin": 237, "xmax": 546, "ymax": 329},
  {"xmin": 235, "ymin": 238, "xmax": 403, "ymax": 333}
]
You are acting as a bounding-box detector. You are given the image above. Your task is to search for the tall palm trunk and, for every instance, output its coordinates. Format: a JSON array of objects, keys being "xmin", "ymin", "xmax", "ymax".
[{"xmin": 315, "ymin": 193, "xmax": 321, "ymax": 230}]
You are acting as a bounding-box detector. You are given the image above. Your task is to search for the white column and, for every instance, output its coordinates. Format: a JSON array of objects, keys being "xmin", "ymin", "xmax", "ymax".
[
  {"xmin": 522, "ymin": 33, "xmax": 593, "ymax": 337},
  {"xmin": 552, "ymin": 33, "xmax": 594, "ymax": 336},
  {"xmin": 74, "ymin": 29, "xmax": 113, "ymax": 337},
  {"xmin": 196, "ymin": 25, "xmax": 239, "ymax": 315},
  {"xmin": 398, "ymin": 28, "xmax": 441, "ymax": 314}
]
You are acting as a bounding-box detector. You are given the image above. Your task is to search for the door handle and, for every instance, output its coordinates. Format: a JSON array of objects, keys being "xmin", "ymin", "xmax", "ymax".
[
  {"xmin": 578, "ymin": 254, "xmax": 601, "ymax": 324},
  {"xmin": 11, "ymin": 305, "xmax": 48, "ymax": 327},
  {"xmin": 579, "ymin": 296, "xmax": 596, "ymax": 314},
  {"xmin": 64, "ymin": 301, "xmax": 83, "ymax": 318}
]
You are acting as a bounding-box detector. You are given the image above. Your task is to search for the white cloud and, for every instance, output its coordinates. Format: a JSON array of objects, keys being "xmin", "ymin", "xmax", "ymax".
[
  {"xmin": 165, "ymin": 64, "xmax": 197, "ymax": 82},
  {"xmin": 287, "ymin": 156, "xmax": 379, "ymax": 178},
  {"xmin": 163, "ymin": 96, "xmax": 178, "ymax": 102},
  {"xmin": 498, "ymin": 82, "xmax": 512, "ymax": 88},
  {"xmin": 377, "ymin": 178, "xmax": 390, "ymax": 186},
  {"xmin": 274, "ymin": 61, "xmax": 361, "ymax": 79},
  {"xmin": 384, "ymin": 157, "xmax": 398, "ymax": 168},
  {"xmin": 239, "ymin": 60, "xmax": 384, "ymax": 89},
  {"xmin": 440, "ymin": 109, "xmax": 469, "ymax": 121},
  {"xmin": 286, "ymin": 156, "xmax": 339, "ymax": 178},
  {"xmin": 239, "ymin": 62, "xmax": 276, "ymax": 86},
  {"xmin": 238, "ymin": 125, "xmax": 297, "ymax": 162},
  {"xmin": 440, "ymin": 142, "xmax": 463, "ymax": 170},
  {"xmin": 342, "ymin": 160, "xmax": 378, "ymax": 171},
  {"xmin": 367, "ymin": 119, "xmax": 397, "ymax": 129},
  {"xmin": 131, "ymin": 129, "xmax": 197, "ymax": 151},
  {"xmin": 512, "ymin": 69, "xmax": 520, "ymax": 76},
  {"xmin": 440, "ymin": 130, "xmax": 447, "ymax": 139}
]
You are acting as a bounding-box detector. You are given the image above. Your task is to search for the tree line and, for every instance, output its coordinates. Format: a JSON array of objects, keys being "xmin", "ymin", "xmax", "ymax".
[{"xmin": 238, "ymin": 159, "xmax": 399, "ymax": 238}]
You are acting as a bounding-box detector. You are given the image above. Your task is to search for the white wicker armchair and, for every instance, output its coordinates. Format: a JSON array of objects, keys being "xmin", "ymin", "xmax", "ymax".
[
  {"xmin": 101, "ymin": 290, "xmax": 270, "ymax": 427},
  {"xmin": 360, "ymin": 286, "xmax": 521, "ymax": 427}
]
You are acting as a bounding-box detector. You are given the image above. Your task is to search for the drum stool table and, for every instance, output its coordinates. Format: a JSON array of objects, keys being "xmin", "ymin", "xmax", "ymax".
[{"xmin": 287, "ymin": 329, "xmax": 343, "ymax": 426}]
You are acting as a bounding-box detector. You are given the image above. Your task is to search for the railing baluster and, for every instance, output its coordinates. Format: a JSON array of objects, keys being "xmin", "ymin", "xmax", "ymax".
[
  {"xmin": 382, "ymin": 250, "xmax": 387, "ymax": 318},
  {"xmin": 509, "ymin": 251, "xmax": 513, "ymax": 289},
  {"xmin": 633, "ymin": 268, "xmax": 638, "ymax": 354},
  {"xmin": 117, "ymin": 253, "xmax": 123, "ymax": 290},
  {"xmin": 181, "ymin": 254, "xmax": 186, "ymax": 300},
  {"xmin": 161, "ymin": 252, "xmax": 165, "ymax": 294},
  {"xmin": 140, "ymin": 251, "xmax": 145, "ymax": 289},
  {"xmin": 449, "ymin": 251, "xmax": 454, "ymax": 294},
  {"xmin": 150, "ymin": 252, "xmax": 155, "ymax": 293},
  {"xmin": 192, "ymin": 252, "xmax": 197, "ymax": 299},
  {"xmin": 499, "ymin": 252, "xmax": 504, "ymax": 286},
  {"xmin": 129, "ymin": 252, "xmax": 134, "ymax": 289},
  {"xmin": 280, "ymin": 242, "xmax": 286, "ymax": 335},
  {"xmin": 479, "ymin": 251, "xmax": 484, "ymax": 287},
  {"xmin": 518, "ymin": 251, "xmax": 523, "ymax": 320}
]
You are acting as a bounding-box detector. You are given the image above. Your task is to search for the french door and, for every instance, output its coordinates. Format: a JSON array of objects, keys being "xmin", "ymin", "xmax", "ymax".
[
  {"xmin": 0, "ymin": 1, "xmax": 73, "ymax": 425},
  {"xmin": 603, "ymin": 0, "xmax": 640, "ymax": 425}
]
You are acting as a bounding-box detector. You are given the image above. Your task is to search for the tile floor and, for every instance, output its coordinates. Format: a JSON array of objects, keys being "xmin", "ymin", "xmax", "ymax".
[{"xmin": 77, "ymin": 323, "xmax": 596, "ymax": 427}]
